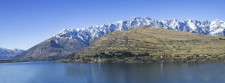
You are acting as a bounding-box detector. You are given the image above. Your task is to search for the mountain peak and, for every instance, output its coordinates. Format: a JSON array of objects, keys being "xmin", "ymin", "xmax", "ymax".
[
  {"xmin": 55, "ymin": 29, "xmax": 76, "ymax": 39},
  {"xmin": 131, "ymin": 17, "xmax": 145, "ymax": 21},
  {"xmin": 132, "ymin": 17, "xmax": 142, "ymax": 19},
  {"xmin": 60, "ymin": 29, "xmax": 69, "ymax": 33},
  {"xmin": 212, "ymin": 19, "xmax": 224, "ymax": 24},
  {"xmin": 144, "ymin": 17, "xmax": 151, "ymax": 20}
]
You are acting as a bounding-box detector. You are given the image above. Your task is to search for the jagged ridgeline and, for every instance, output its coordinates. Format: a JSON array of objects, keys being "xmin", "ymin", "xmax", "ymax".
[
  {"xmin": 64, "ymin": 25, "xmax": 225, "ymax": 63},
  {"xmin": 16, "ymin": 17, "xmax": 225, "ymax": 60}
]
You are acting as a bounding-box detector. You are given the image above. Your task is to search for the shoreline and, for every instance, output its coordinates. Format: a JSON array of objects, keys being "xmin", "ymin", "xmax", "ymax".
[
  {"xmin": 60, "ymin": 54, "xmax": 225, "ymax": 63},
  {"xmin": 2, "ymin": 54, "xmax": 225, "ymax": 63}
]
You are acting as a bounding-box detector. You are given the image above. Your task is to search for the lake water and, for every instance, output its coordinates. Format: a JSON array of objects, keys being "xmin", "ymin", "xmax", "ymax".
[{"xmin": 1, "ymin": 62, "xmax": 225, "ymax": 83}]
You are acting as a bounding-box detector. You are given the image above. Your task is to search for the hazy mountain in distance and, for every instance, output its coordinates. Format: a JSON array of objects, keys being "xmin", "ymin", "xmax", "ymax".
[{"xmin": 0, "ymin": 47, "xmax": 24, "ymax": 59}]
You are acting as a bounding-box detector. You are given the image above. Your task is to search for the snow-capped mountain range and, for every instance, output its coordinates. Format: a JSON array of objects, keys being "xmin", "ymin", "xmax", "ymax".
[
  {"xmin": 0, "ymin": 47, "xmax": 24, "ymax": 59},
  {"xmin": 55, "ymin": 17, "xmax": 225, "ymax": 45},
  {"xmin": 16, "ymin": 17, "xmax": 225, "ymax": 60}
]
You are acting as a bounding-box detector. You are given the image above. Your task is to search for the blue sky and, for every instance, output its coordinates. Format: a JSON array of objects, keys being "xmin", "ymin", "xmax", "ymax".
[{"xmin": 0, "ymin": 0, "xmax": 225, "ymax": 50}]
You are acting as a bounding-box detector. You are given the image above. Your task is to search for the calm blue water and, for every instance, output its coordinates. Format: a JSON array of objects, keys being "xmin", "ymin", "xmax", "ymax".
[{"xmin": 1, "ymin": 62, "xmax": 225, "ymax": 83}]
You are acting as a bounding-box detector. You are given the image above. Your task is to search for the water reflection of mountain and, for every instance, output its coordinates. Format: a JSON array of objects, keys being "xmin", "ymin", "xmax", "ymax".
[{"xmin": 64, "ymin": 63, "xmax": 200, "ymax": 83}]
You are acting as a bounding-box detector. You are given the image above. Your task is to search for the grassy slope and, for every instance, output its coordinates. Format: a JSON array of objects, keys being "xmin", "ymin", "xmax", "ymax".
[{"xmin": 63, "ymin": 25, "xmax": 225, "ymax": 63}]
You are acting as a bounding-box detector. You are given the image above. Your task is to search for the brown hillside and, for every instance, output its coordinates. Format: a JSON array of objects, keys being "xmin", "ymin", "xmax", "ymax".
[{"xmin": 63, "ymin": 25, "xmax": 225, "ymax": 63}]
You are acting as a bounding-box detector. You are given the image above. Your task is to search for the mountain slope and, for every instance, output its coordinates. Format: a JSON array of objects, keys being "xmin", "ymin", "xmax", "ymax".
[
  {"xmin": 16, "ymin": 17, "xmax": 225, "ymax": 60},
  {"xmin": 15, "ymin": 37, "xmax": 88, "ymax": 60},
  {"xmin": 65, "ymin": 25, "xmax": 225, "ymax": 63},
  {"xmin": 0, "ymin": 48, "xmax": 24, "ymax": 59}
]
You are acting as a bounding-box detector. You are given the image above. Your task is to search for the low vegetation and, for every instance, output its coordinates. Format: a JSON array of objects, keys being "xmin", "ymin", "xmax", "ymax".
[{"xmin": 59, "ymin": 25, "xmax": 225, "ymax": 63}]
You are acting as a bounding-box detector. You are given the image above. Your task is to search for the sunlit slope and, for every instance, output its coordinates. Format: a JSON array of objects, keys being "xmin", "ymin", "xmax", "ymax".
[{"xmin": 67, "ymin": 25, "xmax": 225, "ymax": 63}]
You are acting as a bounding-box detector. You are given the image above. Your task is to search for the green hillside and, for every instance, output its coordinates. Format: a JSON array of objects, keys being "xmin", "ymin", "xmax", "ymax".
[{"xmin": 61, "ymin": 25, "xmax": 225, "ymax": 63}]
